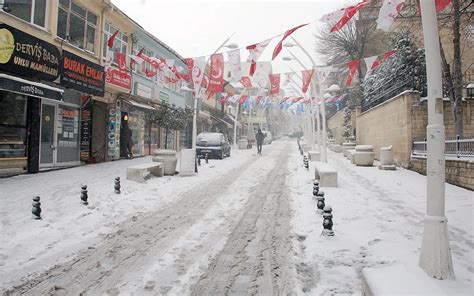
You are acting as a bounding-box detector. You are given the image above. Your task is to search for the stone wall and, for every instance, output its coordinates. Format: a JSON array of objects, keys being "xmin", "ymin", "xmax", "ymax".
[
  {"xmin": 411, "ymin": 100, "xmax": 474, "ymax": 141},
  {"xmin": 409, "ymin": 158, "xmax": 474, "ymax": 191},
  {"xmin": 356, "ymin": 91, "xmax": 419, "ymax": 166}
]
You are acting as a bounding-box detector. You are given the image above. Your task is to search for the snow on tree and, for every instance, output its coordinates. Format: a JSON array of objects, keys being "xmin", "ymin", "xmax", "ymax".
[
  {"xmin": 342, "ymin": 107, "xmax": 354, "ymax": 142},
  {"xmin": 362, "ymin": 32, "xmax": 426, "ymax": 109}
]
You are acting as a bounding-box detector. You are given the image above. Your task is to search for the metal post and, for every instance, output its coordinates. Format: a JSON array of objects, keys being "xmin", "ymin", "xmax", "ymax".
[
  {"xmin": 233, "ymin": 105, "xmax": 238, "ymax": 150},
  {"xmin": 418, "ymin": 0, "xmax": 454, "ymax": 279},
  {"xmin": 320, "ymin": 85, "xmax": 328, "ymax": 162}
]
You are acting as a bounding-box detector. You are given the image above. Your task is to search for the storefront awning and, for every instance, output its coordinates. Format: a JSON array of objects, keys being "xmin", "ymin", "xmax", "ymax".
[
  {"xmin": 211, "ymin": 115, "xmax": 234, "ymax": 129},
  {"xmin": 0, "ymin": 73, "xmax": 64, "ymax": 101},
  {"xmin": 124, "ymin": 99, "xmax": 156, "ymax": 111}
]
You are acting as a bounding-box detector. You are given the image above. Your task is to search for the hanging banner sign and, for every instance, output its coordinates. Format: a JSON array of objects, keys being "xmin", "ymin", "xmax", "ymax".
[
  {"xmin": 60, "ymin": 50, "xmax": 105, "ymax": 96},
  {"xmin": 0, "ymin": 23, "xmax": 60, "ymax": 81},
  {"xmin": 106, "ymin": 67, "xmax": 131, "ymax": 90}
]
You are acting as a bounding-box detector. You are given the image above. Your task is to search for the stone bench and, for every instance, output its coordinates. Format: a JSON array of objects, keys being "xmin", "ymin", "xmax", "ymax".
[
  {"xmin": 354, "ymin": 145, "xmax": 375, "ymax": 166},
  {"xmin": 314, "ymin": 161, "xmax": 337, "ymax": 187},
  {"xmin": 308, "ymin": 150, "xmax": 320, "ymax": 161},
  {"xmin": 127, "ymin": 162, "xmax": 164, "ymax": 183}
]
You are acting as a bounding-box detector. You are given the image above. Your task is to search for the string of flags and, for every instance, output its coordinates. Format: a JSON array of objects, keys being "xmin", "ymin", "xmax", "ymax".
[{"xmin": 104, "ymin": 0, "xmax": 452, "ymax": 116}]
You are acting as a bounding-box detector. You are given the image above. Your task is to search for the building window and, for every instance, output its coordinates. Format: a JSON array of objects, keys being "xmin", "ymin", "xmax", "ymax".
[
  {"xmin": 0, "ymin": 91, "xmax": 27, "ymax": 159},
  {"xmin": 103, "ymin": 22, "xmax": 128, "ymax": 64},
  {"xmin": 4, "ymin": 0, "xmax": 48, "ymax": 27},
  {"xmin": 57, "ymin": 0, "xmax": 97, "ymax": 52}
]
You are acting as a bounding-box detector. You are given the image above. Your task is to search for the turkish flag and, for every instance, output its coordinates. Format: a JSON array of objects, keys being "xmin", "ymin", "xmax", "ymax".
[
  {"xmin": 376, "ymin": 0, "xmax": 406, "ymax": 32},
  {"xmin": 207, "ymin": 53, "xmax": 224, "ymax": 96},
  {"xmin": 272, "ymin": 23, "xmax": 308, "ymax": 60},
  {"xmin": 302, "ymin": 69, "xmax": 314, "ymax": 93},
  {"xmin": 107, "ymin": 30, "xmax": 119, "ymax": 48},
  {"xmin": 269, "ymin": 74, "xmax": 280, "ymax": 95},
  {"xmin": 320, "ymin": 0, "xmax": 371, "ymax": 33},
  {"xmin": 145, "ymin": 69, "xmax": 157, "ymax": 78},
  {"xmin": 345, "ymin": 59, "xmax": 360, "ymax": 86},
  {"xmin": 240, "ymin": 76, "xmax": 253, "ymax": 88},
  {"xmin": 115, "ymin": 52, "xmax": 126, "ymax": 72},
  {"xmin": 436, "ymin": 0, "xmax": 451, "ymax": 12},
  {"xmin": 246, "ymin": 39, "xmax": 271, "ymax": 76}
]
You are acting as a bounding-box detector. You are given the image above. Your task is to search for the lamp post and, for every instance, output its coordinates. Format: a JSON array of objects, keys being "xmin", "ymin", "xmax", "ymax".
[
  {"xmin": 228, "ymin": 105, "xmax": 239, "ymax": 150},
  {"xmin": 282, "ymin": 55, "xmax": 318, "ymax": 152},
  {"xmin": 284, "ymin": 37, "xmax": 323, "ymax": 152},
  {"xmin": 322, "ymin": 84, "xmax": 341, "ymax": 162},
  {"xmin": 418, "ymin": 0, "xmax": 454, "ymax": 279}
]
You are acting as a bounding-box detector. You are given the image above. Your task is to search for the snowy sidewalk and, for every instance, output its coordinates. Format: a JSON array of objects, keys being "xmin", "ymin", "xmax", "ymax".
[{"xmin": 288, "ymin": 145, "xmax": 473, "ymax": 295}]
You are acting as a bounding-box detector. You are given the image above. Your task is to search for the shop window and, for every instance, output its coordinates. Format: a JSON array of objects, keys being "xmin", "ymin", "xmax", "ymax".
[
  {"xmin": 57, "ymin": 0, "xmax": 97, "ymax": 52},
  {"xmin": 0, "ymin": 91, "xmax": 27, "ymax": 158},
  {"xmin": 103, "ymin": 22, "xmax": 128, "ymax": 65},
  {"xmin": 4, "ymin": 0, "xmax": 48, "ymax": 27}
]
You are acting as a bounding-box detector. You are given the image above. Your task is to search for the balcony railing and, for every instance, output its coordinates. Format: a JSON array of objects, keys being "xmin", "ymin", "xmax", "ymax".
[{"xmin": 412, "ymin": 138, "xmax": 474, "ymax": 158}]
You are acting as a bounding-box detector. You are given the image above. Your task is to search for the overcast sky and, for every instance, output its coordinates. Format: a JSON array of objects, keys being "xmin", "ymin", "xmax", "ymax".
[{"xmin": 112, "ymin": 0, "xmax": 357, "ymax": 75}]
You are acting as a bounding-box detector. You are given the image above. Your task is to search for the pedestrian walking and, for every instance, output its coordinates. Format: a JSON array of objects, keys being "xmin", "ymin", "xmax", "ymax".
[
  {"xmin": 125, "ymin": 125, "xmax": 134, "ymax": 159},
  {"xmin": 255, "ymin": 129, "xmax": 266, "ymax": 155}
]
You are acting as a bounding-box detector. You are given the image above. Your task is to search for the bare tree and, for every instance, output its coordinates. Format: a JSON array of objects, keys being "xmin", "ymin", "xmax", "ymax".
[{"xmin": 314, "ymin": 18, "xmax": 384, "ymax": 107}]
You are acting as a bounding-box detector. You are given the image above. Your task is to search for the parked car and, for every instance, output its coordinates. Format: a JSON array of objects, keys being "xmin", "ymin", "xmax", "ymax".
[
  {"xmin": 196, "ymin": 132, "xmax": 231, "ymax": 159},
  {"xmin": 262, "ymin": 130, "xmax": 273, "ymax": 145}
]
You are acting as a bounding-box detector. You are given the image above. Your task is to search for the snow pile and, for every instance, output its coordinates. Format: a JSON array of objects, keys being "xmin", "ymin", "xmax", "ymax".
[{"xmin": 288, "ymin": 146, "xmax": 473, "ymax": 295}]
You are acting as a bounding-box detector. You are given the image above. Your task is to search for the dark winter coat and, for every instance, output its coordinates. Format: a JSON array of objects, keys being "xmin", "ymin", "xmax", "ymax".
[
  {"xmin": 255, "ymin": 131, "xmax": 266, "ymax": 145},
  {"xmin": 125, "ymin": 127, "xmax": 133, "ymax": 145}
]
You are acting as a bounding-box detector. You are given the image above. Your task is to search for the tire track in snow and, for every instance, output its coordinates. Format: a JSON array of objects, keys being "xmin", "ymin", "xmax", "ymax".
[{"xmin": 189, "ymin": 143, "xmax": 293, "ymax": 296}]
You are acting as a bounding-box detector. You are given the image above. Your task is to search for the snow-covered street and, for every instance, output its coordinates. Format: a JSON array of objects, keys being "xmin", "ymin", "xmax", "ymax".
[{"xmin": 0, "ymin": 138, "xmax": 472, "ymax": 295}]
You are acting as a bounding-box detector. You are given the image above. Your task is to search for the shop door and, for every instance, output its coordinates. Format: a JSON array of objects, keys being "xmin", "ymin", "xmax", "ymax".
[{"xmin": 40, "ymin": 103, "xmax": 56, "ymax": 167}]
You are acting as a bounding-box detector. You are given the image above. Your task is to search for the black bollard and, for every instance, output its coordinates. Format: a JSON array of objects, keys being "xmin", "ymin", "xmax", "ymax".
[
  {"xmin": 313, "ymin": 180, "xmax": 320, "ymax": 196},
  {"xmin": 205, "ymin": 153, "xmax": 209, "ymax": 164},
  {"xmin": 198, "ymin": 157, "xmax": 201, "ymax": 166},
  {"xmin": 322, "ymin": 205, "xmax": 334, "ymax": 236},
  {"xmin": 304, "ymin": 158, "xmax": 309, "ymax": 170},
  {"xmin": 316, "ymin": 191, "xmax": 325, "ymax": 213},
  {"xmin": 80, "ymin": 185, "xmax": 89, "ymax": 205},
  {"xmin": 32, "ymin": 196, "xmax": 41, "ymax": 219},
  {"xmin": 114, "ymin": 177, "xmax": 121, "ymax": 194}
]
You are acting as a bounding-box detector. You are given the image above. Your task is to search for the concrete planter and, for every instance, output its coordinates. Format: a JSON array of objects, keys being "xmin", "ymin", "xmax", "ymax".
[
  {"xmin": 354, "ymin": 145, "xmax": 375, "ymax": 166},
  {"xmin": 238, "ymin": 137, "xmax": 248, "ymax": 150},
  {"xmin": 342, "ymin": 142, "xmax": 356, "ymax": 157},
  {"xmin": 152, "ymin": 149, "xmax": 177, "ymax": 175}
]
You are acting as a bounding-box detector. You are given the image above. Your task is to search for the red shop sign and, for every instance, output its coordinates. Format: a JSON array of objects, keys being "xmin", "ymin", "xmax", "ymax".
[{"xmin": 105, "ymin": 68, "xmax": 131, "ymax": 90}]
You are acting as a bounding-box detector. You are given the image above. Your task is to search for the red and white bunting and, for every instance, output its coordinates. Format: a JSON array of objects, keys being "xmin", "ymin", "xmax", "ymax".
[
  {"xmin": 240, "ymin": 76, "xmax": 253, "ymax": 88},
  {"xmin": 345, "ymin": 59, "xmax": 360, "ymax": 86},
  {"xmin": 377, "ymin": 0, "xmax": 406, "ymax": 32},
  {"xmin": 436, "ymin": 0, "xmax": 452, "ymax": 12},
  {"xmin": 239, "ymin": 95, "xmax": 248, "ymax": 105},
  {"xmin": 227, "ymin": 49, "xmax": 242, "ymax": 83},
  {"xmin": 283, "ymin": 72, "xmax": 294, "ymax": 87},
  {"xmin": 316, "ymin": 65, "xmax": 333, "ymax": 85},
  {"xmin": 107, "ymin": 30, "xmax": 119, "ymax": 49},
  {"xmin": 272, "ymin": 23, "xmax": 308, "ymax": 60},
  {"xmin": 192, "ymin": 57, "xmax": 207, "ymax": 96},
  {"xmin": 269, "ymin": 74, "xmax": 280, "ymax": 95},
  {"xmin": 145, "ymin": 69, "xmax": 157, "ymax": 78},
  {"xmin": 363, "ymin": 55, "xmax": 378, "ymax": 79},
  {"xmin": 320, "ymin": 0, "xmax": 371, "ymax": 33},
  {"xmin": 246, "ymin": 39, "xmax": 271, "ymax": 76},
  {"xmin": 208, "ymin": 53, "xmax": 225, "ymax": 96},
  {"xmin": 301, "ymin": 69, "xmax": 314, "ymax": 94}
]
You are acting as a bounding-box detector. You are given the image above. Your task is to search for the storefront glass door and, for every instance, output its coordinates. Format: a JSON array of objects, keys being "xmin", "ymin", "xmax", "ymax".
[
  {"xmin": 40, "ymin": 103, "xmax": 56, "ymax": 167},
  {"xmin": 40, "ymin": 101, "xmax": 81, "ymax": 168}
]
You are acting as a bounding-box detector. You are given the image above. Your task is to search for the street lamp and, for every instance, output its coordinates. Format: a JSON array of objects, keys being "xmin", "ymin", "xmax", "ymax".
[
  {"xmin": 282, "ymin": 55, "xmax": 320, "ymax": 153},
  {"xmin": 418, "ymin": 0, "xmax": 454, "ymax": 279},
  {"xmin": 228, "ymin": 105, "xmax": 239, "ymax": 150}
]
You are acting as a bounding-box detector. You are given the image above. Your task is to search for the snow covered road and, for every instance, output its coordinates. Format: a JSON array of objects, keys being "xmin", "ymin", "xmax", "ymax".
[
  {"xmin": 1, "ymin": 141, "xmax": 297, "ymax": 295},
  {"xmin": 1, "ymin": 138, "xmax": 472, "ymax": 295}
]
